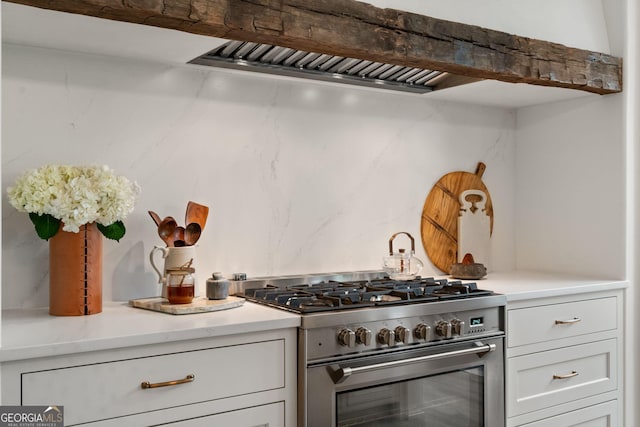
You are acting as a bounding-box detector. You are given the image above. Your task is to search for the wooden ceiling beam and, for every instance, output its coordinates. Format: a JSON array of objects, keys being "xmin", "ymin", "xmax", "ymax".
[{"xmin": 3, "ymin": 0, "xmax": 622, "ymax": 95}]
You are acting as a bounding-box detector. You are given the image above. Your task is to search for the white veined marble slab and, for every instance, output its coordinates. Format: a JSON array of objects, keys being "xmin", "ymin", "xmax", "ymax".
[{"xmin": 129, "ymin": 296, "xmax": 245, "ymax": 315}]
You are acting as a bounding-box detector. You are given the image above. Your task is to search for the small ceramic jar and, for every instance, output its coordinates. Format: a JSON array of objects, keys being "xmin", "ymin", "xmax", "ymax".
[{"xmin": 206, "ymin": 272, "xmax": 229, "ymax": 300}]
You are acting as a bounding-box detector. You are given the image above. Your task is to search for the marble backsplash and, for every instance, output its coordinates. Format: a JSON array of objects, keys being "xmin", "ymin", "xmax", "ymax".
[{"xmin": 2, "ymin": 44, "xmax": 516, "ymax": 309}]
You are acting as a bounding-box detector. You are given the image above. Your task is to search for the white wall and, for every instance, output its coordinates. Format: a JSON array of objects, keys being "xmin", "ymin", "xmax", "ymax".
[
  {"xmin": 515, "ymin": 94, "xmax": 625, "ymax": 278},
  {"xmin": 1, "ymin": 44, "xmax": 517, "ymax": 308}
]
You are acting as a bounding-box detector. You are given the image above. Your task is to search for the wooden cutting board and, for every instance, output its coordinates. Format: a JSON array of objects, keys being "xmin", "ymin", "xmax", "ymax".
[{"xmin": 420, "ymin": 162, "xmax": 493, "ymax": 273}]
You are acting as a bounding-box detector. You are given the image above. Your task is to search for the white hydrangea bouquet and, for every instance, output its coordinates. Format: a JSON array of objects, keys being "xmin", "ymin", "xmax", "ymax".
[{"xmin": 7, "ymin": 165, "xmax": 140, "ymax": 241}]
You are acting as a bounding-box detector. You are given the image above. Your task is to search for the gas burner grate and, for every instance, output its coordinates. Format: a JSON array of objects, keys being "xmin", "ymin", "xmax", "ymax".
[
  {"xmin": 243, "ymin": 276, "xmax": 494, "ymax": 313},
  {"xmin": 244, "ymin": 287, "xmax": 377, "ymax": 313}
]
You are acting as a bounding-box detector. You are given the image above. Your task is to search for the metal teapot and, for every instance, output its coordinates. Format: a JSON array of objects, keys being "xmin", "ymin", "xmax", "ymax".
[{"xmin": 382, "ymin": 232, "xmax": 424, "ymax": 280}]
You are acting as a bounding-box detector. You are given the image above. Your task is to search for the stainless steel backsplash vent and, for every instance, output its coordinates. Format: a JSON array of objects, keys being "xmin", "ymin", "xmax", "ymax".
[{"xmin": 189, "ymin": 41, "xmax": 450, "ymax": 94}]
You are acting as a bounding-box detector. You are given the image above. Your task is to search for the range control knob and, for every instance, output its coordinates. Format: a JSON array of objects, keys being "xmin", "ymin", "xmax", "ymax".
[
  {"xmin": 355, "ymin": 327, "xmax": 372, "ymax": 346},
  {"xmin": 435, "ymin": 321, "xmax": 453, "ymax": 339},
  {"xmin": 377, "ymin": 328, "xmax": 396, "ymax": 347},
  {"xmin": 394, "ymin": 326, "xmax": 412, "ymax": 344},
  {"xmin": 337, "ymin": 328, "xmax": 356, "ymax": 347},
  {"xmin": 414, "ymin": 323, "xmax": 432, "ymax": 341},
  {"xmin": 450, "ymin": 319, "xmax": 465, "ymax": 336}
]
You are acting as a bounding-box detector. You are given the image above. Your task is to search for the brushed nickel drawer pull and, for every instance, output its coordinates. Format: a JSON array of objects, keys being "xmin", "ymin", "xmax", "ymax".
[
  {"xmin": 553, "ymin": 371, "xmax": 578, "ymax": 380},
  {"xmin": 555, "ymin": 317, "xmax": 581, "ymax": 325},
  {"xmin": 141, "ymin": 374, "xmax": 195, "ymax": 389}
]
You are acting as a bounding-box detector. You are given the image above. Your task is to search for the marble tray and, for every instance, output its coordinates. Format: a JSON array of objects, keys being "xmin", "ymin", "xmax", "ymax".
[{"xmin": 129, "ymin": 296, "xmax": 245, "ymax": 315}]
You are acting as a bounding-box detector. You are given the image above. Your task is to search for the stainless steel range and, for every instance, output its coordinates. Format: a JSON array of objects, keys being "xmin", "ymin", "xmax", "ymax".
[{"xmin": 239, "ymin": 271, "xmax": 506, "ymax": 427}]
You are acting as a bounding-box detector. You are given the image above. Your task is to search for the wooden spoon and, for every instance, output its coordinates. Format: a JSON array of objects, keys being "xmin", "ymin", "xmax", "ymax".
[
  {"xmin": 184, "ymin": 222, "xmax": 202, "ymax": 246},
  {"xmin": 185, "ymin": 201, "xmax": 210, "ymax": 231},
  {"xmin": 157, "ymin": 217, "xmax": 177, "ymax": 247},
  {"xmin": 173, "ymin": 226, "xmax": 186, "ymax": 247},
  {"xmin": 148, "ymin": 210, "xmax": 162, "ymax": 226}
]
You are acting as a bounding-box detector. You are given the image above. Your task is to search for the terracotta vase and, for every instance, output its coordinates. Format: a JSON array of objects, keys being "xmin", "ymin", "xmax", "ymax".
[{"xmin": 49, "ymin": 222, "xmax": 103, "ymax": 316}]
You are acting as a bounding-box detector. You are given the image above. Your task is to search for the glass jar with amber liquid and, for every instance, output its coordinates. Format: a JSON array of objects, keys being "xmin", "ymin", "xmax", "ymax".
[{"xmin": 166, "ymin": 262, "xmax": 195, "ymax": 304}]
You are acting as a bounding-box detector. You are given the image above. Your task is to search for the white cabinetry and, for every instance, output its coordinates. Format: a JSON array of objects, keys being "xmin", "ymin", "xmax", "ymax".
[
  {"xmin": 1, "ymin": 328, "xmax": 296, "ymax": 426},
  {"xmin": 506, "ymin": 290, "xmax": 622, "ymax": 427},
  {"xmin": 162, "ymin": 402, "xmax": 284, "ymax": 426}
]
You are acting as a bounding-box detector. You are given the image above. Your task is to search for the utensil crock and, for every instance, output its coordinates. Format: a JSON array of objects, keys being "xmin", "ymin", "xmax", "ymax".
[{"xmin": 149, "ymin": 245, "xmax": 198, "ymax": 297}]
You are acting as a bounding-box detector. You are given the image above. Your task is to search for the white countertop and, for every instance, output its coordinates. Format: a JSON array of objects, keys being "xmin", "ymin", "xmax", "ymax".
[
  {"xmin": 0, "ymin": 271, "xmax": 627, "ymax": 362},
  {"xmin": 0, "ymin": 300, "xmax": 300, "ymax": 362},
  {"xmin": 479, "ymin": 270, "xmax": 628, "ymax": 301}
]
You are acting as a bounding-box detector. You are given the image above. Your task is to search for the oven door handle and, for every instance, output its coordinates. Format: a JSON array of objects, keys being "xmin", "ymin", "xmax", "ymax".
[{"xmin": 327, "ymin": 341, "xmax": 496, "ymax": 384}]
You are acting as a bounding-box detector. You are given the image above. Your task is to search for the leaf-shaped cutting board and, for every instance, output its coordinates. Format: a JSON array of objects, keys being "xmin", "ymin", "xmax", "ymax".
[{"xmin": 420, "ymin": 162, "xmax": 493, "ymax": 273}]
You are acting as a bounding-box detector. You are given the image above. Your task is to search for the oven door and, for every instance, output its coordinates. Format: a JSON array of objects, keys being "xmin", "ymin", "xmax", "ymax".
[{"xmin": 303, "ymin": 337, "xmax": 504, "ymax": 427}]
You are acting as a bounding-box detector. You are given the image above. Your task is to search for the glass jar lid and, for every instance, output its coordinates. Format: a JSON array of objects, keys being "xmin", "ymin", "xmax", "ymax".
[
  {"xmin": 167, "ymin": 266, "xmax": 195, "ymax": 274},
  {"xmin": 167, "ymin": 259, "xmax": 195, "ymax": 274}
]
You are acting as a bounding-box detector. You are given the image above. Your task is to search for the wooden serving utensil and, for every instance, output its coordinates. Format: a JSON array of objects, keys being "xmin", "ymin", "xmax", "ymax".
[
  {"xmin": 173, "ymin": 226, "xmax": 186, "ymax": 247},
  {"xmin": 184, "ymin": 222, "xmax": 202, "ymax": 246},
  {"xmin": 157, "ymin": 217, "xmax": 178, "ymax": 247},
  {"xmin": 185, "ymin": 201, "xmax": 209, "ymax": 231},
  {"xmin": 148, "ymin": 210, "xmax": 162, "ymax": 226}
]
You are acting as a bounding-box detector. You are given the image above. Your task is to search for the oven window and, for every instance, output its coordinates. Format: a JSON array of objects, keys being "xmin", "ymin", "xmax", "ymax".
[{"xmin": 336, "ymin": 366, "xmax": 484, "ymax": 427}]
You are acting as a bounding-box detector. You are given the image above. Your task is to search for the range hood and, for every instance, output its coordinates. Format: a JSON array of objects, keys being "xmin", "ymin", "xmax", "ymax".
[{"xmin": 189, "ymin": 40, "xmax": 455, "ymax": 94}]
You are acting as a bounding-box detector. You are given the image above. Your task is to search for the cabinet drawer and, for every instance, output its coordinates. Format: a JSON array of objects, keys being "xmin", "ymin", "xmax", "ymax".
[
  {"xmin": 21, "ymin": 339, "xmax": 285, "ymax": 425},
  {"xmin": 507, "ymin": 339, "xmax": 616, "ymax": 417},
  {"xmin": 507, "ymin": 297, "xmax": 617, "ymax": 348},
  {"xmin": 518, "ymin": 400, "xmax": 617, "ymax": 427},
  {"xmin": 166, "ymin": 402, "xmax": 284, "ymax": 426}
]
